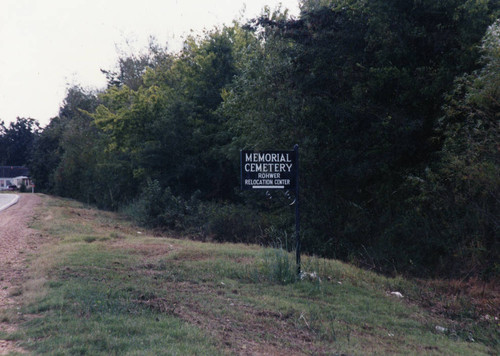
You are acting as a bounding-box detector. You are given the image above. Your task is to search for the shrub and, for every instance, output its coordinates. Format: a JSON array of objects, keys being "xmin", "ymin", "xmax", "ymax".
[
  {"xmin": 124, "ymin": 180, "xmax": 187, "ymax": 229},
  {"xmin": 198, "ymin": 202, "xmax": 264, "ymax": 243}
]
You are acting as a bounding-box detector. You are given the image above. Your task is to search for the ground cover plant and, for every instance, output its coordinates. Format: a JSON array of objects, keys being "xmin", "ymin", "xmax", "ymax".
[{"xmin": 3, "ymin": 194, "xmax": 499, "ymax": 355}]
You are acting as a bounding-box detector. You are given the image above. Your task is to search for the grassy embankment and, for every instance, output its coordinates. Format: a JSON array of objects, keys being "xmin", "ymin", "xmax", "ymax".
[{"xmin": 1, "ymin": 194, "xmax": 498, "ymax": 355}]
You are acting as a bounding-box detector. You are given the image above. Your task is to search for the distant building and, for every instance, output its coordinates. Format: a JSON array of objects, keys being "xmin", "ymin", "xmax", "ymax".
[{"xmin": 0, "ymin": 166, "xmax": 32, "ymax": 190}]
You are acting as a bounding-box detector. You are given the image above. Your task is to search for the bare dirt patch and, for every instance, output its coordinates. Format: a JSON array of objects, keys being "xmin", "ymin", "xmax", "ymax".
[
  {"xmin": 137, "ymin": 281, "xmax": 321, "ymax": 355},
  {"xmin": 414, "ymin": 277, "xmax": 500, "ymax": 323},
  {"xmin": 0, "ymin": 194, "xmax": 42, "ymax": 355},
  {"xmin": 111, "ymin": 241, "xmax": 177, "ymax": 258}
]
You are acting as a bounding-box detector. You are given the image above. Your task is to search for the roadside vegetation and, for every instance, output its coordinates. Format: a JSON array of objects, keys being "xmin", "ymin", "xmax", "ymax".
[
  {"xmin": 1, "ymin": 0, "xmax": 498, "ymax": 282},
  {"xmin": 1, "ymin": 195, "xmax": 497, "ymax": 355}
]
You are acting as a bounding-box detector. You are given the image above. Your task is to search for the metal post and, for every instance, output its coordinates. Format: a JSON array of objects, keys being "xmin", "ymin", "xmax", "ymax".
[
  {"xmin": 294, "ymin": 144, "xmax": 301, "ymax": 276},
  {"xmin": 239, "ymin": 150, "xmax": 243, "ymax": 190}
]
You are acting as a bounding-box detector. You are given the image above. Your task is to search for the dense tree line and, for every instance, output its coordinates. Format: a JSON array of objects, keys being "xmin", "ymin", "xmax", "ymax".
[
  {"xmin": 0, "ymin": 118, "xmax": 40, "ymax": 166},
  {"xmin": 3, "ymin": 0, "xmax": 498, "ymax": 279}
]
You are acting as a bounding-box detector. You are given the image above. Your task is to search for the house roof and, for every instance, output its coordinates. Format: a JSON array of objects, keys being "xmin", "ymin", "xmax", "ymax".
[{"xmin": 0, "ymin": 166, "xmax": 30, "ymax": 178}]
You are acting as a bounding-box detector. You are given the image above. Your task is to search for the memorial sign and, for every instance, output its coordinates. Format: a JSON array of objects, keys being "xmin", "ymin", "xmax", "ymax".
[
  {"xmin": 240, "ymin": 145, "xmax": 301, "ymax": 274},
  {"xmin": 240, "ymin": 150, "xmax": 297, "ymax": 190}
]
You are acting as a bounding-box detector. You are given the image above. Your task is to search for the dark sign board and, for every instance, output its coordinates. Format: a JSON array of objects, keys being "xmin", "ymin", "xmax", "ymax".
[{"xmin": 240, "ymin": 150, "xmax": 296, "ymax": 190}]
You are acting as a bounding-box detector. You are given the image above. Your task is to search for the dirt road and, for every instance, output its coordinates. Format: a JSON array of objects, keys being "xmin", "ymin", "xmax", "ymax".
[{"xmin": 0, "ymin": 194, "xmax": 41, "ymax": 354}]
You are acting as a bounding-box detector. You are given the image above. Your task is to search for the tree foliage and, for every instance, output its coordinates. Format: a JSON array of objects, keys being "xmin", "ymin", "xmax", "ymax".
[
  {"xmin": 405, "ymin": 19, "xmax": 500, "ymax": 277},
  {"xmin": 0, "ymin": 117, "xmax": 40, "ymax": 166},
  {"xmin": 30, "ymin": 86, "xmax": 101, "ymax": 200},
  {"xmin": 223, "ymin": 0, "xmax": 499, "ymax": 272},
  {"xmin": 24, "ymin": 1, "xmax": 500, "ymax": 279}
]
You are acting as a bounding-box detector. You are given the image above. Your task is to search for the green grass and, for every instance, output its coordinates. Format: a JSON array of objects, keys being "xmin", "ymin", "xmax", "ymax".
[{"xmin": 5, "ymin": 195, "xmax": 498, "ymax": 355}]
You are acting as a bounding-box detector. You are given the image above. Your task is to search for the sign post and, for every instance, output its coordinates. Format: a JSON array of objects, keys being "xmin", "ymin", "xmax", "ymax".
[
  {"xmin": 294, "ymin": 144, "xmax": 300, "ymax": 275},
  {"xmin": 240, "ymin": 146, "xmax": 301, "ymax": 274}
]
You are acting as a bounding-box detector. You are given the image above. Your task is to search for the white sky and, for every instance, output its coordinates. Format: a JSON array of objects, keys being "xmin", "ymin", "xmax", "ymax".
[{"xmin": 0, "ymin": 0, "xmax": 300, "ymax": 127}]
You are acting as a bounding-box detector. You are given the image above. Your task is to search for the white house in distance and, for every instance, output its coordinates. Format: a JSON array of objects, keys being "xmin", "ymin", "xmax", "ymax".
[{"xmin": 0, "ymin": 166, "xmax": 32, "ymax": 190}]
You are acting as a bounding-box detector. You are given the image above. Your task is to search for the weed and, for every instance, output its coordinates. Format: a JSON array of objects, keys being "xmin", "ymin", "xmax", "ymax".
[
  {"xmin": 8, "ymin": 288, "xmax": 22, "ymax": 297},
  {"xmin": 0, "ymin": 312, "xmax": 9, "ymax": 323},
  {"xmin": 255, "ymin": 247, "xmax": 298, "ymax": 285},
  {"xmin": 83, "ymin": 236, "xmax": 97, "ymax": 243},
  {"xmin": 109, "ymin": 232, "xmax": 125, "ymax": 239}
]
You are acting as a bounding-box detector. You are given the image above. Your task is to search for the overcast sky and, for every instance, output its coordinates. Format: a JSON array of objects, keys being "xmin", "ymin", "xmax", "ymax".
[{"xmin": 0, "ymin": 0, "xmax": 300, "ymax": 127}]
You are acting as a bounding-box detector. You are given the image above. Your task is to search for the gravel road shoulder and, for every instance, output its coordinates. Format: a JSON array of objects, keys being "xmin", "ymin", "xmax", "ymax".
[{"xmin": 0, "ymin": 194, "xmax": 42, "ymax": 355}]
